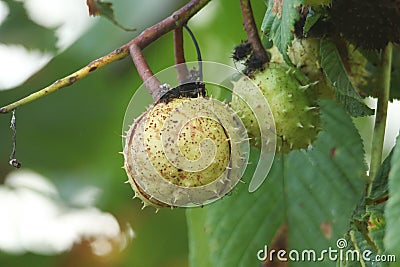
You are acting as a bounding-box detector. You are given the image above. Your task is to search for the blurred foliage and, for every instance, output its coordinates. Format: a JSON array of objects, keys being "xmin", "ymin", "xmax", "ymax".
[
  {"xmin": 0, "ymin": 0, "xmax": 57, "ymax": 51},
  {"xmin": 0, "ymin": 0, "xmax": 267, "ymax": 266},
  {"xmin": 340, "ymin": 147, "xmax": 393, "ymax": 267}
]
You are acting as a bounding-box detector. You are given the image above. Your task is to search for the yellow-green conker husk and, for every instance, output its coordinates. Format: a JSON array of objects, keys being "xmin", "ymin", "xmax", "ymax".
[
  {"xmin": 288, "ymin": 38, "xmax": 335, "ymax": 99},
  {"xmin": 288, "ymin": 38, "xmax": 372, "ymax": 98},
  {"xmin": 232, "ymin": 63, "xmax": 320, "ymax": 153},
  {"xmin": 342, "ymin": 43, "xmax": 371, "ymax": 95},
  {"xmin": 268, "ymin": 38, "xmax": 335, "ymax": 99},
  {"xmin": 269, "ymin": 38, "xmax": 371, "ymax": 101},
  {"xmin": 123, "ymin": 97, "xmax": 231, "ymax": 208}
]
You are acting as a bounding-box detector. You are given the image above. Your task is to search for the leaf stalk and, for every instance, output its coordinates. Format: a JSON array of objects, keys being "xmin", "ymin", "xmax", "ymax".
[{"xmin": 368, "ymin": 42, "xmax": 393, "ymax": 187}]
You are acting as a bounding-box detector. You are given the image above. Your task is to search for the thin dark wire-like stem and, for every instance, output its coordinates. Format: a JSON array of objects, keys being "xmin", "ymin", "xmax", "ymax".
[
  {"xmin": 9, "ymin": 110, "xmax": 21, "ymax": 168},
  {"xmin": 183, "ymin": 24, "xmax": 203, "ymax": 81}
]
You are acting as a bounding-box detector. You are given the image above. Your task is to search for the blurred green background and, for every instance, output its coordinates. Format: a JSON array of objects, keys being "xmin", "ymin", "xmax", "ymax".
[{"xmin": 0, "ymin": 0, "xmax": 267, "ymax": 266}]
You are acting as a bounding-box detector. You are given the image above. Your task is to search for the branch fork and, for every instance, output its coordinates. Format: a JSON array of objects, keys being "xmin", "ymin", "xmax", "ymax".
[{"xmin": 0, "ymin": 0, "xmax": 268, "ymax": 112}]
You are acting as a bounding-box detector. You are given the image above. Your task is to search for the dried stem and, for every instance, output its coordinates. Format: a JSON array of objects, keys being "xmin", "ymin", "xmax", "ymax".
[
  {"xmin": 9, "ymin": 110, "xmax": 21, "ymax": 168},
  {"xmin": 240, "ymin": 0, "xmax": 268, "ymax": 64},
  {"xmin": 174, "ymin": 27, "xmax": 190, "ymax": 83},
  {"xmin": 0, "ymin": 0, "xmax": 211, "ymax": 114}
]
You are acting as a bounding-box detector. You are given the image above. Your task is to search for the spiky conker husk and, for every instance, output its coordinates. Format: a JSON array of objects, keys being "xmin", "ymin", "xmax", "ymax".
[
  {"xmin": 331, "ymin": 0, "xmax": 400, "ymax": 50},
  {"xmin": 289, "ymin": 38, "xmax": 371, "ymax": 98},
  {"xmin": 342, "ymin": 44, "xmax": 371, "ymax": 93},
  {"xmin": 288, "ymin": 38, "xmax": 322, "ymax": 82},
  {"xmin": 232, "ymin": 63, "xmax": 320, "ymax": 153},
  {"xmin": 288, "ymin": 38, "xmax": 335, "ymax": 99},
  {"xmin": 123, "ymin": 97, "xmax": 235, "ymax": 208},
  {"xmin": 267, "ymin": 39, "xmax": 335, "ymax": 99}
]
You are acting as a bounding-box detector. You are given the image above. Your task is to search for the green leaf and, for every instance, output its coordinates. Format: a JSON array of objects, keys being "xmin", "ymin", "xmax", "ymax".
[
  {"xmin": 342, "ymin": 203, "xmax": 388, "ymax": 267},
  {"xmin": 261, "ymin": 0, "xmax": 304, "ymax": 64},
  {"xmin": 188, "ymin": 100, "xmax": 366, "ymax": 267},
  {"xmin": 285, "ymin": 100, "xmax": 367, "ymax": 263},
  {"xmin": 336, "ymin": 94, "xmax": 374, "ymax": 117},
  {"xmin": 340, "ymin": 147, "xmax": 398, "ymax": 267},
  {"xmin": 320, "ymin": 39, "xmax": 374, "ymax": 117},
  {"xmin": 367, "ymin": 151, "xmax": 392, "ymax": 204},
  {"xmin": 0, "ymin": 0, "xmax": 57, "ymax": 51},
  {"xmin": 303, "ymin": 10, "xmax": 321, "ymax": 36},
  {"xmin": 86, "ymin": 0, "xmax": 135, "ymax": 31},
  {"xmin": 384, "ymin": 134, "xmax": 400, "ymax": 260},
  {"xmin": 188, "ymin": 151, "xmax": 286, "ymax": 267},
  {"xmin": 341, "ymin": 227, "xmax": 385, "ymax": 267},
  {"xmin": 186, "ymin": 208, "xmax": 212, "ymax": 267},
  {"xmin": 367, "ymin": 205, "xmax": 387, "ymax": 255}
]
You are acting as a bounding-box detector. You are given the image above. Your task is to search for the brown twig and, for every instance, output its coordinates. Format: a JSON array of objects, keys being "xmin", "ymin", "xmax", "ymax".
[
  {"xmin": 174, "ymin": 27, "xmax": 190, "ymax": 83},
  {"xmin": 129, "ymin": 44, "xmax": 161, "ymax": 99},
  {"xmin": 0, "ymin": 0, "xmax": 211, "ymax": 114},
  {"xmin": 240, "ymin": 0, "xmax": 268, "ymax": 64}
]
